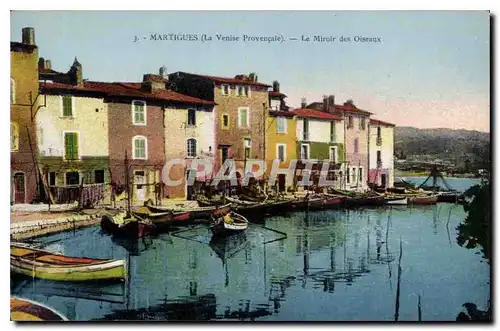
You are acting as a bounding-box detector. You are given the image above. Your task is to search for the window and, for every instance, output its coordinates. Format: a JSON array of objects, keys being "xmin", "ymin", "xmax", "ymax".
[
  {"xmin": 244, "ymin": 138, "xmax": 251, "ymax": 159},
  {"xmin": 132, "ymin": 100, "xmax": 146, "ymax": 125},
  {"xmin": 222, "ymin": 114, "xmax": 229, "ymax": 129},
  {"xmin": 360, "ymin": 117, "xmax": 366, "ymax": 130},
  {"xmin": 221, "ymin": 146, "xmax": 230, "ymax": 163},
  {"xmin": 354, "ymin": 138, "xmax": 359, "ymax": 154},
  {"xmin": 95, "ymin": 170, "xmax": 105, "ymax": 184},
  {"xmin": 329, "ymin": 146, "xmax": 338, "ymax": 163},
  {"xmin": 303, "ymin": 119, "xmax": 309, "ymax": 141},
  {"xmin": 62, "ymin": 95, "xmax": 73, "ymax": 117},
  {"xmin": 236, "ymin": 85, "xmax": 244, "ymax": 96},
  {"xmin": 47, "ymin": 172, "xmax": 56, "ymax": 186},
  {"xmin": 64, "ymin": 132, "xmax": 79, "ymax": 160},
  {"xmin": 277, "ymin": 144, "xmax": 286, "ymax": 162},
  {"xmin": 330, "ymin": 121, "xmax": 335, "ymax": 142},
  {"xmin": 376, "ymin": 126, "xmax": 382, "ymax": 146},
  {"xmin": 66, "ymin": 172, "xmax": 80, "ymax": 185},
  {"xmin": 347, "ymin": 116, "xmax": 353, "ymax": 129},
  {"xmin": 10, "ymin": 78, "xmax": 15, "ymax": 104},
  {"xmin": 238, "ymin": 107, "xmax": 250, "ymax": 128},
  {"xmin": 300, "ymin": 144, "xmax": 309, "ymax": 160},
  {"xmin": 359, "ymin": 168, "xmax": 363, "ymax": 183},
  {"xmin": 221, "ymin": 84, "xmax": 230, "ymax": 95},
  {"xmin": 11, "ymin": 122, "xmax": 19, "ymax": 152},
  {"xmin": 352, "ymin": 167, "xmax": 356, "ymax": 184},
  {"xmin": 377, "ymin": 151, "xmax": 382, "ymax": 167},
  {"xmin": 187, "ymin": 108, "xmax": 196, "ymax": 127},
  {"xmin": 346, "ymin": 168, "xmax": 350, "ymax": 184},
  {"xmin": 133, "ymin": 136, "xmax": 147, "ymax": 159},
  {"xmin": 187, "ymin": 138, "xmax": 197, "ymax": 157},
  {"xmin": 244, "ymin": 86, "xmax": 250, "ymax": 97},
  {"xmin": 276, "ymin": 117, "xmax": 287, "ymax": 134}
]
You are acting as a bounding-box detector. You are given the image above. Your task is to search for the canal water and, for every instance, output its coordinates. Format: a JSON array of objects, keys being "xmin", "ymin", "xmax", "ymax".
[{"xmin": 11, "ymin": 178, "xmax": 490, "ymax": 321}]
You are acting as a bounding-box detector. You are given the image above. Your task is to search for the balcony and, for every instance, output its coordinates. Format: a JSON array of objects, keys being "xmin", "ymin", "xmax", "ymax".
[{"xmin": 376, "ymin": 136, "xmax": 382, "ymax": 146}]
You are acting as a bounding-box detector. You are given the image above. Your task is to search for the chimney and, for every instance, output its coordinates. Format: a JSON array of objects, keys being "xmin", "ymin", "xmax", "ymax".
[
  {"xmin": 248, "ymin": 73, "xmax": 258, "ymax": 82},
  {"xmin": 159, "ymin": 66, "xmax": 168, "ymax": 80},
  {"xmin": 70, "ymin": 57, "xmax": 83, "ymax": 86},
  {"xmin": 38, "ymin": 57, "xmax": 46, "ymax": 69},
  {"xmin": 22, "ymin": 27, "xmax": 35, "ymax": 45},
  {"xmin": 301, "ymin": 97, "xmax": 307, "ymax": 108},
  {"xmin": 45, "ymin": 60, "xmax": 52, "ymax": 70},
  {"xmin": 322, "ymin": 95, "xmax": 328, "ymax": 112},
  {"xmin": 328, "ymin": 95, "xmax": 335, "ymax": 111},
  {"xmin": 142, "ymin": 74, "xmax": 166, "ymax": 91},
  {"xmin": 272, "ymin": 80, "xmax": 280, "ymax": 93}
]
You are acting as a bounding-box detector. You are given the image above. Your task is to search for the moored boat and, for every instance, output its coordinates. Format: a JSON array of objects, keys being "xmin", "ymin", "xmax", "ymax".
[
  {"xmin": 385, "ymin": 197, "xmax": 408, "ymax": 205},
  {"xmin": 11, "ymin": 297, "xmax": 68, "ymax": 321},
  {"xmin": 101, "ymin": 213, "xmax": 156, "ymax": 239},
  {"xmin": 146, "ymin": 203, "xmax": 232, "ymax": 221},
  {"xmin": 408, "ymin": 195, "xmax": 439, "ymax": 205},
  {"xmin": 10, "ymin": 243, "xmax": 126, "ymax": 282},
  {"xmin": 211, "ymin": 212, "xmax": 248, "ymax": 237},
  {"xmin": 437, "ymin": 192, "xmax": 461, "ymax": 203}
]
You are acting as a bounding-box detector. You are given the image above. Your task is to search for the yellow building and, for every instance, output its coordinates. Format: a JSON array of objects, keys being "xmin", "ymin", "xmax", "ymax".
[
  {"xmin": 265, "ymin": 86, "xmax": 297, "ymax": 191},
  {"xmin": 11, "ymin": 27, "xmax": 40, "ymax": 204}
]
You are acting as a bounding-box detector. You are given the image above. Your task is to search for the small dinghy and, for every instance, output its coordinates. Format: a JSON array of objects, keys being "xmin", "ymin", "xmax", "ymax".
[
  {"xmin": 10, "ymin": 243, "xmax": 126, "ymax": 282},
  {"xmin": 101, "ymin": 212, "xmax": 156, "ymax": 239},
  {"xmin": 11, "ymin": 297, "xmax": 68, "ymax": 321},
  {"xmin": 211, "ymin": 212, "xmax": 248, "ymax": 237}
]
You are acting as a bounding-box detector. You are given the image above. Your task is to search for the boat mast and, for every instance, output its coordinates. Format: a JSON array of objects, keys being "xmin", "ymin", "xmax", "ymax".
[{"xmin": 125, "ymin": 150, "xmax": 131, "ymax": 218}]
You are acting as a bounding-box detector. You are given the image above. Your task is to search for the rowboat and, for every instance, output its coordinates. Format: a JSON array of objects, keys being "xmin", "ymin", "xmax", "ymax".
[
  {"xmin": 385, "ymin": 197, "xmax": 408, "ymax": 205},
  {"xmin": 10, "ymin": 243, "xmax": 126, "ymax": 282},
  {"xmin": 100, "ymin": 213, "xmax": 156, "ymax": 239},
  {"xmin": 11, "ymin": 297, "xmax": 68, "ymax": 321},
  {"xmin": 408, "ymin": 195, "xmax": 439, "ymax": 205},
  {"xmin": 146, "ymin": 203, "xmax": 232, "ymax": 220},
  {"xmin": 211, "ymin": 212, "xmax": 248, "ymax": 237}
]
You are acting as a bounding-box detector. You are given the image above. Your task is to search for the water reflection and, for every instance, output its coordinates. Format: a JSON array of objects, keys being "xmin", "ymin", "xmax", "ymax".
[{"xmin": 11, "ymin": 199, "xmax": 490, "ymax": 321}]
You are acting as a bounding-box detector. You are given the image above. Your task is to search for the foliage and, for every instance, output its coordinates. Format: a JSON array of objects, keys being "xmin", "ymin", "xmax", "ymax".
[{"xmin": 456, "ymin": 183, "xmax": 491, "ymax": 263}]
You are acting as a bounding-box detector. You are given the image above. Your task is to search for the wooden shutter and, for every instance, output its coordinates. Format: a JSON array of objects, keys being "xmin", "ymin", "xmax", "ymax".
[
  {"xmin": 65, "ymin": 133, "xmax": 78, "ymax": 159},
  {"xmin": 63, "ymin": 96, "xmax": 72, "ymax": 116}
]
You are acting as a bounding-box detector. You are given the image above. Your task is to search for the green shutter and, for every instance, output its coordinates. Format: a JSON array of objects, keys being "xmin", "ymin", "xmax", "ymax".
[
  {"xmin": 65, "ymin": 133, "xmax": 78, "ymax": 159},
  {"xmin": 63, "ymin": 96, "xmax": 72, "ymax": 116}
]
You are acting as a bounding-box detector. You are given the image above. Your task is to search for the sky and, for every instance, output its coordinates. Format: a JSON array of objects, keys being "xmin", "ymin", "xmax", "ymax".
[{"xmin": 11, "ymin": 11, "xmax": 490, "ymax": 132}]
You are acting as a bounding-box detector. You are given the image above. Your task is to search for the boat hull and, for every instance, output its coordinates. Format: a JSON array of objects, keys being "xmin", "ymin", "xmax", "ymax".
[
  {"xmin": 409, "ymin": 196, "xmax": 438, "ymax": 205},
  {"xmin": 11, "ymin": 297, "xmax": 68, "ymax": 321},
  {"xmin": 385, "ymin": 197, "xmax": 408, "ymax": 205},
  {"xmin": 101, "ymin": 214, "xmax": 156, "ymax": 239},
  {"xmin": 10, "ymin": 244, "xmax": 126, "ymax": 282},
  {"xmin": 211, "ymin": 212, "xmax": 248, "ymax": 237}
]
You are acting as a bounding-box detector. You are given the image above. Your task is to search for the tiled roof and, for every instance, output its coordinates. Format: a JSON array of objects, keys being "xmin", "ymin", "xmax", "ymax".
[
  {"xmin": 334, "ymin": 104, "xmax": 372, "ymax": 115},
  {"xmin": 174, "ymin": 72, "xmax": 271, "ymax": 87},
  {"xmin": 370, "ymin": 118, "xmax": 395, "ymax": 127},
  {"xmin": 269, "ymin": 110, "xmax": 295, "ymax": 118},
  {"xmin": 293, "ymin": 108, "xmax": 343, "ymax": 121},
  {"xmin": 41, "ymin": 81, "xmax": 215, "ymax": 105},
  {"xmin": 269, "ymin": 91, "xmax": 287, "ymax": 98},
  {"xmin": 39, "ymin": 68, "xmax": 63, "ymax": 75}
]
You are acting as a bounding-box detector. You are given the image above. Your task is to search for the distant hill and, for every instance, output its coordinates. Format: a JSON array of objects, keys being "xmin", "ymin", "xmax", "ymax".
[{"xmin": 394, "ymin": 127, "xmax": 490, "ymax": 170}]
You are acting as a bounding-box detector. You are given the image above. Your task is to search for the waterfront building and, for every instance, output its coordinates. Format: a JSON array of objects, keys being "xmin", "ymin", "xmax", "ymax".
[
  {"xmin": 368, "ymin": 119, "xmax": 395, "ymax": 188},
  {"xmin": 294, "ymin": 99, "xmax": 345, "ymax": 190},
  {"xmin": 265, "ymin": 81, "xmax": 297, "ymax": 191},
  {"xmin": 168, "ymin": 71, "xmax": 270, "ymax": 176},
  {"xmin": 11, "ymin": 27, "xmax": 40, "ymax": 204},
  {"xmin": 307, "ymin": 96, "xmax": 371, "ymax": 191}
]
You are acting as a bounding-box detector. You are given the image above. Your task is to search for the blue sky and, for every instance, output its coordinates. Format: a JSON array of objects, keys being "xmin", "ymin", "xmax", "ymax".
[{"xmin": 11, "ymin": 11, "xmax": 490, "ymax": 131}]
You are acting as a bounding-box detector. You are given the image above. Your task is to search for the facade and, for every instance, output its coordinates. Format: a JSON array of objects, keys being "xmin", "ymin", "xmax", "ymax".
[
  {"xmin": 294, "ymin": 107, "xmax": 345, "ymax": 189},
  {"xmin": 265, "ymin": 82, "xmax": 297, "ymax": 190},
  {"xmin": 368, "ymin": 119, "xmax": 395, "ymax": 188},
  {"xmin": 168, "ymin": 72, "xmax": 270, "ymax": 175},
  {"xmin": 37, "ymin": 60, "xmax": 110, "ymax": 191},
  {"xmin": 307, "ymin": 96, "xmax": 371, "ymax": 191},
  {"xmin": 103, "ymin": 74, "xmax": 215, "ymax": 203},
  {"xmin": 11, "ymin": 27, "xmax": 40, "ymax": 204}
]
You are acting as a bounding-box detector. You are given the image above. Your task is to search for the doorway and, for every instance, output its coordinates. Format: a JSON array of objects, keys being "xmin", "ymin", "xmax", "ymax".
[
  {"xmin": 278, "ymin": 174, "xmax": 286, "ymax": 192},
  {"xmin": 134, "ymin": 170, "xmax": 146, "ymax": 202},
  {"xmin": 13, "ymin": 172, "xmax": 25, "ymax": 204},
  {"xmin": 186, "ymin": 169, "xmax": 196, "ymax": 200},
  {"xmin": 381, "ymin": 174, "xmax": 387, "ymax": 188}
]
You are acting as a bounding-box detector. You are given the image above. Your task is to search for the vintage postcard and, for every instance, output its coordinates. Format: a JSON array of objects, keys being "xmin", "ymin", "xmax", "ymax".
[{"xmin": 9, "ymin": 10, "xmax": 490, "ymax": 322}]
